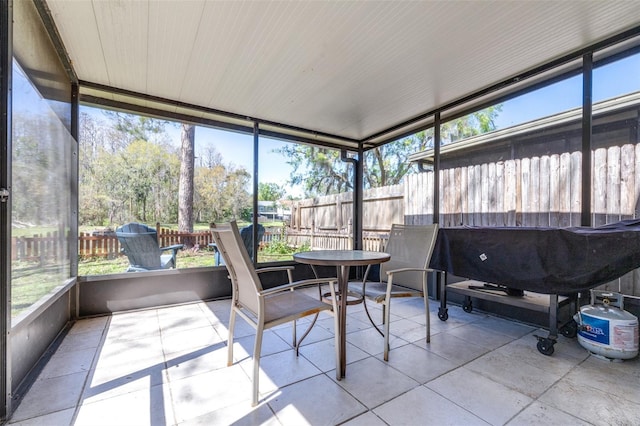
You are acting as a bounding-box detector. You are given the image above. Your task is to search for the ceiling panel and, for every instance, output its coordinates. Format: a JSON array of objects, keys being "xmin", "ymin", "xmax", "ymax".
[
  {"xmin": 93, "ymin": 0, "xmax": 149, "ymax": 90},
  {"xmin": 46, "ymin": 0, "xmax": 108, "ymax": 82},
  {"xmin": 146, "ymin": 0, "xmax": 206, "ymax": 102},
  {"xmin": 46, "ymin": 0, "xmax": 640, "ymax": 144}
]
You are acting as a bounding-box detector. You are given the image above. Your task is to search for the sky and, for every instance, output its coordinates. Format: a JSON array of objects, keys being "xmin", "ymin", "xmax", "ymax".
[
  {"xmin": 81, "ymin": 52, "xmax": 640, "ymax": 199},
  {"xmin": 494, "ymin": 54, "xmax": 640, "ymax": 129}
]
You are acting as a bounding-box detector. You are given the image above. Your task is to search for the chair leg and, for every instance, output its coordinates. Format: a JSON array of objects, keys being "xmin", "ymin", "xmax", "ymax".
[
  {"xmin": 362, "ymin": 298, "xmax": 384, "ymax": 337},
  {"xmin": 423, "ymin": 290, "xmax": 431, "ymax": 343},
  {"xmin": 295, "ymin": 280, "xmax": 325, "ymax": 354},
  {"xmin": 291, "ymin": 319, "xmax": 297, "ymax": 349},
  {"xmin": 333, "ymin": 308, "xmax": 341, "ymax": 380},
  {"xmin": 383, "ymin": 300, "xmax": 391, "ymax": 361},
  {"xmin": 227, "ymin": 308, "xmax": 237, "ymax": 366},
  {"xmin": 252, "ymin": 324, "xmax": 264, "ymax": 407},
  {"xmin": 295, "ymin": 313, "xmax": 319, "ymax": 356}
]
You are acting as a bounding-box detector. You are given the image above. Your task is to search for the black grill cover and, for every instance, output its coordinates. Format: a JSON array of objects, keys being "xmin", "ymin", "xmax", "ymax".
[{"xmin": 429, "ymin": 219, "xmax": 640, "ymax": 294}]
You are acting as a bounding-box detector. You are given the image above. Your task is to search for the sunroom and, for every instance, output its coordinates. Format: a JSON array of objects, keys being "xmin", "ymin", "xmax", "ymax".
[{"xmin": 2, "ymin": 1, "xmax": 640, "ymax": 424}]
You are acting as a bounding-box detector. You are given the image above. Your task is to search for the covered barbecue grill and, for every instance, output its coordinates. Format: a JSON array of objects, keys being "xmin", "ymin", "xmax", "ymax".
[{"xmin": 429, "ymin": 219, "xmax": 640, "ymax": 355}]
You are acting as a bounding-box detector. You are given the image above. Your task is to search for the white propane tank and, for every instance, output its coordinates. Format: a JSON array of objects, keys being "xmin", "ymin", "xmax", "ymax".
[{"xmin": 574, "ymin": 291, "xmax": 639, "ymax": 360}]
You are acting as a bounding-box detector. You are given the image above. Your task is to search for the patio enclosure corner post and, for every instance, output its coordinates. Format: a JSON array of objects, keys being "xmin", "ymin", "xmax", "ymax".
[
  {"xmin": 581, "ymin": 52, "xmax": 593, "ymax": 227},
  {"xmin": 434, "ymin": 111, "xmax": 441, "ymax": 224},
  {"xmin": 69, "ymin": 81, "xmax": 79, "ymax": 318},
  {"xmin": 252, "ymin": 121, "xmax": 259, "ymax": 262},
  {"xmin": 0, "ymin": 0, "xmax": 12, "ymax": 420},
  {"xmin": 356, "ymin": 145, "xmax": 364, "ymax": 249},
  {"xmin": 340, "ymin": 149, "xmax": 361, "ymax": 249}
]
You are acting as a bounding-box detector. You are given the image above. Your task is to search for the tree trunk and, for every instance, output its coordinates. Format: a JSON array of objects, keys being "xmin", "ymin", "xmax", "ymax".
[{"xmin": 178, "ymin": 124, "xmax": 195, "ymax": 248}]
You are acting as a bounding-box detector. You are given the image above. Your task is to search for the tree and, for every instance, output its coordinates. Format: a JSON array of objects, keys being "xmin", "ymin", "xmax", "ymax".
[
  {"xmin": 178, "ymin": 124, "xmax": 195, "ymax": 247},
  {"xmin": 364, "ymin": 131, "xmax": 431, "ymax": 188},
  {"xmin": 193, "ymin": 143, "xmax": 253, "ymax": 223},
  {"xmin": 79, "ymin": 111, "xmax": 183, "ymax": 225},
  {"xmin": 105, "ymin": 111, "xmax": 170, "ymax": 148},
  {"xmin": 258, "ymin": 182, "xmax": 285, "ymax": 201},
  {"xmin": 199, "ymin": 144, "xmax": 224, "ymax": 169},
  {"xmin": 224, "ymin": 167, "xmax": 252, "ymax": 220},
  {"xmin": 194, "ymin": 164, "xmax": 227, "ymax": 221},
  {"xmin": 274, "ymin": 145, "xmax": 351, "ymax": 196},
  {"xmin": 277, "ymin": 106, "xmax": 502, "ymax": 195},
  {"xmin": 439, "ymin": 105, "xmax": 503, "ymax": 144},
  {"xmin": 79, "ymin": 112, "xmax": 110, "ymax": 224},
  {"xmin": 120, "ymin": 140, "xmax": 179, "ymax": 222}
]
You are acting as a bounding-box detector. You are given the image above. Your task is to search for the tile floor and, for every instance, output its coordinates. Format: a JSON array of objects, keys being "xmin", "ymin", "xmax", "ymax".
[{"xmin": 6, "ymin": 288, "xmax": 640, "ymax": 426}]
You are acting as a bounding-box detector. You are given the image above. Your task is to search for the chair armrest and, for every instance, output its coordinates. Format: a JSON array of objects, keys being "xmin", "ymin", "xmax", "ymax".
[
  {"xmin": 386, "ymin": 267, "xmax": 434, "ymax": 276},
  {"xmin": 160, "ymin": 244, "xmax": 184, "ymax": 259},
  {"xmin": 255, "ymin": 266, "xmax": 295, "ymax": 274},
  {"xmin": 259, "ymin": 277, "xmax": 337, "ymax": 296},
  {"xmin": 161, "ymin": 244, "xmax": 184, "ymax": 252}
]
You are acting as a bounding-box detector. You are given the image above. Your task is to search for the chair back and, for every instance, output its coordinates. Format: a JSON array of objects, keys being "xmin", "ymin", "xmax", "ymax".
[
  {"xmin": 211, "ymin": 221, "xmax": 262, "ymax": 315},
  {"xmin": 115, "ymin": 222, "xmax": 162, "ymax": 270},
  {"xmin": 240, "ymin": 224, "xmax": 266, "ymax": 259},
  {"xmin": 380, "ymin": 223, "xmax": 439, "ymax": 290}
]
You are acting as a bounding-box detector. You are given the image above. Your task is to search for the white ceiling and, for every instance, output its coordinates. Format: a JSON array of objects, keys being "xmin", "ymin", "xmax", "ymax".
[{"xmin": 45, "ymin": 0, "xmax": 640, "ymax": 146}]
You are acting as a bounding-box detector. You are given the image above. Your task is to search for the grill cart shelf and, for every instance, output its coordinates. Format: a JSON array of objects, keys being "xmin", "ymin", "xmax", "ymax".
[{"xmin": 438, "ymin": 279, "xmax": 577, "ymax": 356}]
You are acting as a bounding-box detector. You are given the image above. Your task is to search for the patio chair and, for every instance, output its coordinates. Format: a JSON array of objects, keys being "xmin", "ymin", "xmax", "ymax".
[
  {"xmin": 210, "ymin": 223, "xmax": 265, "ymax": 265},
  {"xmin": 348, "ymin": 223, "xmax": 439, "ymax": 360},
  {"xmin": 115, "ymin": 222, "xmax": 184, "ymax": 272},
  {"xmin": 210, "ymin": 221, "xmax": 340, "ymax": 406},
  {"xmin": 240, "ymin": 223, "xmax": 265, "ymax": 260}
]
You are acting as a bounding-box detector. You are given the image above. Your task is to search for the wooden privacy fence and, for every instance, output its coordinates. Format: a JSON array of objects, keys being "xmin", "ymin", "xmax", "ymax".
[
  {"xmin": 289, "ymin": 184, "xmax": 404, "ymax": 233},
  {"xmin": 405, "ymin": 145, "xmax": 640, "ymax": 229}
]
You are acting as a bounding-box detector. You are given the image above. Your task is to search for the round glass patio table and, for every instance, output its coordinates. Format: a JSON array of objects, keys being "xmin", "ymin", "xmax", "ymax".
[{"xmin": 293, "ymin": 250, "xmax": 391, "ymax": 378}]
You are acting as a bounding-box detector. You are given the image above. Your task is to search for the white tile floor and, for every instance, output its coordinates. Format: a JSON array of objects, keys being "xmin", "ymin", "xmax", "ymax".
[{"xmin": 7, "ymin": 288, "xmax": 640, "ymax": 426}]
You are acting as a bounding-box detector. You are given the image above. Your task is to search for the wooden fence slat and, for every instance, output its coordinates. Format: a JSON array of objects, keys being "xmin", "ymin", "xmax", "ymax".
[
  {"xmin": 488, "ymin": 162, "xmax": 496, "ymax": 226},
  {"xmin": 621, "ymin": 144, "xmax": 635, "ymax": 219},
  {"xmin": 496, "ymin": 162, "xmax": 505, "ymax": 226},
  {"xmin": 454, "ymin": 168, "xmax": 462, "ymax": 226},
  {"xmin": 539, "ymin": 156, "xmax": 550, "ymax": 226},
  {"xmin": 531, "ymin": 157, "xmax": 540, "ymax": 227},
  {"xmin": 559, "ymin": 152, "xmax": 571, "ymax": 227},
  {"xmin": 521, "ymin": 157, "xmax": 531, "ymax": 226},
  {"xmin": 473, "ymin": 164, "xmax": 482, "ymax": 225},
  {"xmin": 481, "ymin": 163, "xmax": 489, "ymax": 226},
  {"xmin": 505, "ymin": 160, "xmax": 516, "ymax": 226},
  {"xmin": 515, "ymin": 159, "xmax": 522, "ymax": 226},
  {"xmin": 593, "ymin": 147, "xmax": 608, "ymax": 226},
  {"xmin": 461, "ymin": 166, "xmax": 469, "ymax": 225},
  {"xmin": 549, "ymin": 154, "xmax": 560, "ymax": 227},
  {"xmin": 570, "ymin": 151, "xmax": 582, "ymax": 226},
  {"xmin": 607, "ymin": 146, "xmax": 621, "ymax": 224}
]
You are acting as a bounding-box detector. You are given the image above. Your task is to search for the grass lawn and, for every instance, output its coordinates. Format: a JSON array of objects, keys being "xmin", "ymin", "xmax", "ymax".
[{"xmin": 78, "ymin": 249, "xmax": 295, "ymax": 276}]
